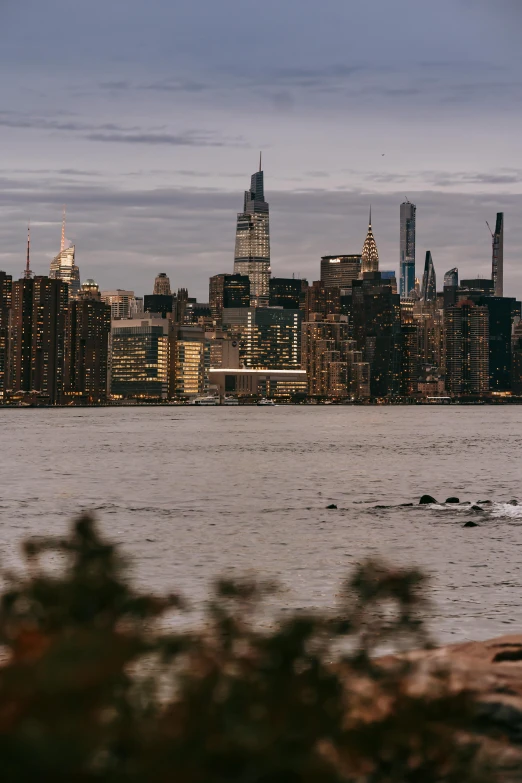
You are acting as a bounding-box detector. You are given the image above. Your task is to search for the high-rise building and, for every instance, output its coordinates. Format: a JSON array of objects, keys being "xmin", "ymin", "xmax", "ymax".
[
  {"xmin": 209, "ymin": 273, "xmax": 250, "ymax": 325},
  {"xmin": 352, "ymin": 272, "xmax": 401, "ymax": 398},
  {"xmin": 302, "ymin": 314, "xmax": 354, "ymax": 398},
  {"xmin": 320, "ymin": 256, "xmax": 361, "ymax": 288},
  {"xmin": 512, "ymin": 318, "xmax": 522, "ymax": 396},
  {"xmin": 477, "ymin": 296, "xmax": 517, "ymax": 392},
  {"xmin": 400, "ymin": 201, "xmax": 416, "ymax": 298},
  {"xmin": 490, "ymin": 212, "xmax": 504, "ymax": 297},
  {"xmin": 222, "ymin": 307, "xmax": 301, "ymax": 369},
  {"xmin": 111, "ymin": 315, "xmax": 169, "ymax": 399},
  {"xmin": 361, "ymin": 210, "xmax": 379, "ymax": 275},
  {"xmin": 304, "ymin": 281, "xmax": 341, "ymax": 320},
  {"xmin": 443, "ymin": 267, "xmax": 459, "ymax": 309},
  {"xmin": 169, "ymin": 325, "xmax": 210, "ymax": 398},
  {"xmin": 0, "ymin": 271, "xmax": 12, "ymax": 400},
  {"xmin": 381, "ymin": 271, "xmax": 398, "ymax": 294},
  {"xmin": 101, "ymin": 290, "xmax": 139, "ymax": 320},
  {"xmin": 10, "ymin": 276, "xmax": 68, "ymax": 403},
  {"xmin": 49, "ymin": 209, "xmax": 81, "ymax": 300},
  {"xmin": 269, "ymin": 277, "xmax": 307, "ymax": 310},
  {"xmin": 234, "ymin": 157, "xmax": 270, "ymax": 305},
  {"xmin": 421, "ymin": 251, "xmax": 436, "ymax": 303},
  {"xmin": 444, "ymin": 300, "xmax": 489, "ymax": 397},
  {"xmin": 153, "ymin": 272, "xmax": 171, "ymax": 296},
  {"xmin": 65, "ymin": 280, "xmax": 111, "ymax": 403},
  {"xmin": 144, "ymin": 294, "xmax": 175, "ymax": 318}
]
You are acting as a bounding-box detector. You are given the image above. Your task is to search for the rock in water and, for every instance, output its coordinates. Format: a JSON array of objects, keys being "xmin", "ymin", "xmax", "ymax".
[
  {"xmin": 419, "ymin": 495, "xmax": 437, "ymax": 505},
  {"xmin": 471, "ymin": 505, "xmax": 485, "ymax": 513},
  {"xmin": 463, "ymin": 520, "xmax": 479, "ymax": 528},
  {"xmin": 446, "ymin": 497, "xmax": 460, "ymax": 504},
  {"xmin": 326, "ymin": 504, "xmax": 337, "ymax": 509}
]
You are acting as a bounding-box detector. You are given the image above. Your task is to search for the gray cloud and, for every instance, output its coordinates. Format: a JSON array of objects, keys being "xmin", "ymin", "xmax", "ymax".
[{"xmin": 85, "ymin": 131, "xmax": 242, "ymax": 147}]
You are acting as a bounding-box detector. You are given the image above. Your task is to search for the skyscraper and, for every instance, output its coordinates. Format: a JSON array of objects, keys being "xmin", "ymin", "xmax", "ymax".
[
  {"xmin": 111, "ymin": 316, "xmax": 169, "ymax": 399},
  {"xmin": 444, "ymin": 300, "xmax": 489, "ymax": 397},
  {"xmin": 222, "ymin": 307, "xmax": 301, "ymax": 369},
  {"xmin": 269, "ymin": 278, "xmax": 307, "ymax": 310},
  {"xmin": 490, "ymin": 212, "xmax": 504, "ymax": 297},
  {"xmin": 0, "ymin": 271, "xmax": 12, "ymax": 400},
  {"xmin": 10, "ymin": 276, "xmax": 68, "ymax": 403},
  {"xmin": 209, "ymin": 273, "xmax": 250, "ymax": 325},
  {"xmin": 444, "ymin": 268, "xmax": 458, "ymax": 288},
  {"xmin": 234, "ymin": 156, "xmax": 270, "ymax": 305},
  {"xmin": 421, "ymin": 251, "xmax": 436, "ymax": 303},
  {"xmin": 361, "ymin": 210, "xmax": 379, "ymax": 274},
  {"xmin": 320, "ymin": 255, "xmax": 361, "ymax": 288},
  {"xmin": 49, "ymin": 209, "xmax": 81, "ymax": 300},
  {"xmin": 400, "ymin": 201, "xmax": 416, "ymax": 298},
  {"xmin": 153, "ymin": 273, "xmax": 171, "ymax": 296},
  {"xmin": 65, "ymin": 280, "xmax": 111, "ymax": 403}
]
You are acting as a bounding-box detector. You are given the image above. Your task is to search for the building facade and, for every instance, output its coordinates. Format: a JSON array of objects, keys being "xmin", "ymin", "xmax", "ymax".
[
  {"xmin": 101, "ymin": 290, "xmax": 139, "ymax": 320},
  {"xmin": 320, "ymin": 256, "xmax": 361, "ymax": 288},
  {"xmin": 269, "ymin": 277, "xmax": 307, "ymax": 310},
  {"xmin": 110, "ymin": 316, "xmax": 169, "ymax": 399},
  {"xmin": 65, "ymin": 281, "xmax": 111, "ymax": 403},
  {"xmin": 10, "ymin": 276, "xmax": 68, "ymax": 404},
  {"xmin": 444, "ymin": 300, "xmax": 489, "ymax": 397},
  {"xmin": 209, "ymin": 273, "xmax": 250, "ymax": 325},
  {"xmin": 153, "ymin": 273, "xmax": 171, "ymax": 296},
  {"xmin": 421, "ymin": 251, "xmax": 436, "ymax": 303},
  {"xmin": 400, "ymin": 200, "xmax": 416, "ymax": 298},
  {"xmin": 222, "ymin": 307, "xmax": 301, "ymax": 369},
  {"xmin": 491, "ymin": 212, "xmax": 504, "ymax": 298},
  {"xmin": 234, "ymin": 162, "xmax": 270, "ymax": 305}
]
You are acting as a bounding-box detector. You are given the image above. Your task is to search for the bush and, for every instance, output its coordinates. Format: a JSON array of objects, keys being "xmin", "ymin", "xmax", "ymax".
[{"xmin": 0, "ymin": 516, "xmax": 488, "ymax": 782}]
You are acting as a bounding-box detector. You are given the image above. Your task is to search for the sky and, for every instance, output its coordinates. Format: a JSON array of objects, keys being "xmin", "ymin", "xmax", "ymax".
[{"xmin": 0, "ymin": 0, "xmax": 521, "ymax": 301}]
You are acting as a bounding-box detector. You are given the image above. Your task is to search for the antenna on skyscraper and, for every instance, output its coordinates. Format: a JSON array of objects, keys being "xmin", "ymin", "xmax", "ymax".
[
  {"xmin": 369, "ymin": 205, "xmax": 372, "ymax": 226},
  {"xmin": 61, "ymin": 205, "xmax": 66, "ymax": 252},
  {"xmin": 259, "ymin": 151, "xmax": 262, "ymax": 172},
  {"xmin": 486, "ymin": 220, "xmax": 494, "ymax": 238},
  {"xmin": 25, "ymin": 221, "xmax": 32, "ymax": 279}
]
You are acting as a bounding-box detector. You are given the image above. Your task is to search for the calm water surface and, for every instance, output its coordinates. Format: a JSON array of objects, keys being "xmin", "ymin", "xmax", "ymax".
[{"xmin": 1, "ymin": 406, "xmax": 521, "ymax": 643}]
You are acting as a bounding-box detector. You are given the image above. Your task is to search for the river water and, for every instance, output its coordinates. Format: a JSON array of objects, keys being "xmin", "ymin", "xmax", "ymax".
[{"xmin": 1, "ymin": 406, "xmax": 521, "ymax": 643}]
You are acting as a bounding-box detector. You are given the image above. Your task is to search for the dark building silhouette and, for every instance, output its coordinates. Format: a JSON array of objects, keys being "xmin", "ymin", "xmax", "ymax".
[
  {"xmin": 400, "ymin": 201, "xmax": 416, "ymax": 298},
  {"xmin": 444, "ymin": 300, "xmax": 489, "ymax": 397},
  {"xmin": 400, "ymin": 323, "xmax": 419, "ymax": 396},
  {"xmin": 352, "ymin": 272, "xmax": 401, "ymax": 397},
  {"xmin": 65, "ymin": 282, "xmax": 111, "ymax": 403},
  {"xmin": 421, "ymin": 251, "xmax": 436, "ymax": 303},
  {"xmin": 269, "ymin": 277, "xmax": 307, "ymax": 310},
  {"xmin": 443, "ymin": 267, "xmax": 459, "ymax": 309},
  {"xmin": 144, "ymin": 294, "xmax": 175, "ymax": 318},
  {"xmin": 477, "ymin": 296, "xmax": 517, "ymax": 392},
  {"xmin": 304, "ymin": 281, "xmax": 341, "ymax": 320},
  {"xmin": 209, "ymin": 274, "xmax": 250, "ymax": 325},
  {"xmin": 11, "ymin": 276, "xmax": 68, "ymax": 403},
  {"xmin": 0, "ymin": 271, "xmax": 12, "ymax": 400},
  {"xmin": 491, "ymin": 212, "xmax": 504, "ymax": 297}
]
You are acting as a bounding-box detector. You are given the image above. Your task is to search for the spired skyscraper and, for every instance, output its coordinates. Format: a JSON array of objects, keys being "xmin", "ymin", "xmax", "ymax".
[
  {"xmin": 361, "ymin": 209, "xmax": 379, "ymax": 274},
  {"xmin": 234, "ymin": 155, "xmax": 270, "ymax": 306},
  {"xmin": 49, "ymin": 208, "xmax": 80, "ymax": 300},
  {"xmin": 399, "ymin": 200, "xmax": 416, "ymax": 298}
]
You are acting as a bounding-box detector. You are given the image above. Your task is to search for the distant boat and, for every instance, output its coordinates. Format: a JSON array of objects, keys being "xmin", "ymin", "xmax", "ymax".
[
  {"xmin": 257, "ymin": 398, "xmax": 276, "ymax": 407},
  {"xmin": 191, "ymin": 396, "xmax": 219, "ymax": 406},
  {"xmin": 223, "ymin": 397, "xmax": 239, "ymax": 406}
]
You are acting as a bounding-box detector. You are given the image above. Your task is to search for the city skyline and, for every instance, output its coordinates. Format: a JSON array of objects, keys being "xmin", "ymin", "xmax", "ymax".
[{"xmin": 1, "ymin": 1, "xmax": 522, "ymax": 300}]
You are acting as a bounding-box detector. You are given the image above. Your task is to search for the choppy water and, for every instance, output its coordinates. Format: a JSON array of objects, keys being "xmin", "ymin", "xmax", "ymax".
[{"xmin": 1, "ymin": 406, "xmax": 521, "ymax": 643}]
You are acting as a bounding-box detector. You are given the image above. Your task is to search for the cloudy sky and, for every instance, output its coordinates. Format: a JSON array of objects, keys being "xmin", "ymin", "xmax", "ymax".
[{"xmin": 0, "ymin": 0, "xmax": 521, "ymax": 300}]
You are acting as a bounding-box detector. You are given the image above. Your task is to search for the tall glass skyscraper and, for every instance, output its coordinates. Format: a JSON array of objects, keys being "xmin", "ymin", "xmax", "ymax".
[
  {"xmin": 491, "ymin": 212, "xmax": 504, "ymax": 297},
  {"xmin": 234, "ymin": 159, "xmax": 270, "ymax": 306},
  {"xmin": 400, "ymin": 201, "xmax": 416, "ymax": 298},
  {"xmin": 421, "ymin": 251, "xmax": 436, "ymax": 303}
]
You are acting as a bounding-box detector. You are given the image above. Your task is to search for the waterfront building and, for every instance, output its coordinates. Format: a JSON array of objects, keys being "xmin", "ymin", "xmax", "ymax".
[
  {"xmin": 320, "ymin": 255, "xmax": 361, "ymax": 288},
  {"xmin": 0, "ymin": 271, "xmax": 12, "ymax": 400},
  {"xmin": 421, "ymin": 251, "xmax": 436, "ymax": 303},
  {"xmin": 169, "ymin": 324, "xmax": 210, "ymax": 398},
  {"xmin": 10, "ymin": 276, "xmax": 68, "ymax": 404},
  {"xmin": 110, "ymin": 315, "xmax": 169, "ymax": 399},
  {"xmin": 490, "ymin": 212, "xmax": 504, "ymax": 297},
  {"xmin": 477, "ymin": 296, "xmax": 518, "ymax": 392},
  {"xmin": 302, "ymin": 314, "xmax": 353, "ymax": 398},
  {"xmin": 65, "ymin": 280, "xmax": 111, "ymax": 403},
  {"xmin": 209, "ymin": 273, "xmax": 250, "ymax": 325},
  {"xmin": 153, "ymin": 272, "xmax": 171, "ymax": 296},
  {"xmin": 101, "ymin": 290, "xmax": 140, "ymax": 320},
  {"xmin": 209, "ymin": 367, "xmax": 307, "ymax": 399},
  {"xmin": 512, "ymin": 318, "xmax": 522, "ymax": 395},
  {"xmin": 352, "ymin": 272, "xmax": 401, "ymax": 397},
  {"xmin": 222, "ymin": 307, "xmax": 301, "ymax": 369},
  {"xmin": 234, "ymin": 158, "xmax": 270, "ymax": 305},
  {"xmin": 400, "ymin": 201, "xmax": 416, "ymax": 298},
  {"xmin": 361, "ymin": 211, "xmax": 379, "ymax": 274},
  {"xmin": 444, "ymin": 300, "xmax": 489, "ymax": 397},
  {"xmin": 269, "ymin": 277, "xmax": 307, "ymax": 310}
]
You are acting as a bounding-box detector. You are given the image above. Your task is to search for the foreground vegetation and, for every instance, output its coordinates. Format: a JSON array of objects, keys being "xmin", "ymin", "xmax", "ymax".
[{"xmin": 0, "ymin": 516, "xmax": 492, "ymax": 781}]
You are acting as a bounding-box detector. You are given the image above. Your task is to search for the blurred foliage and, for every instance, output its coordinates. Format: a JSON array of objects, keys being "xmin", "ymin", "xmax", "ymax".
[{"xmin": 0, "ymin": 515, "xmax": 488, "ymax": 782}]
